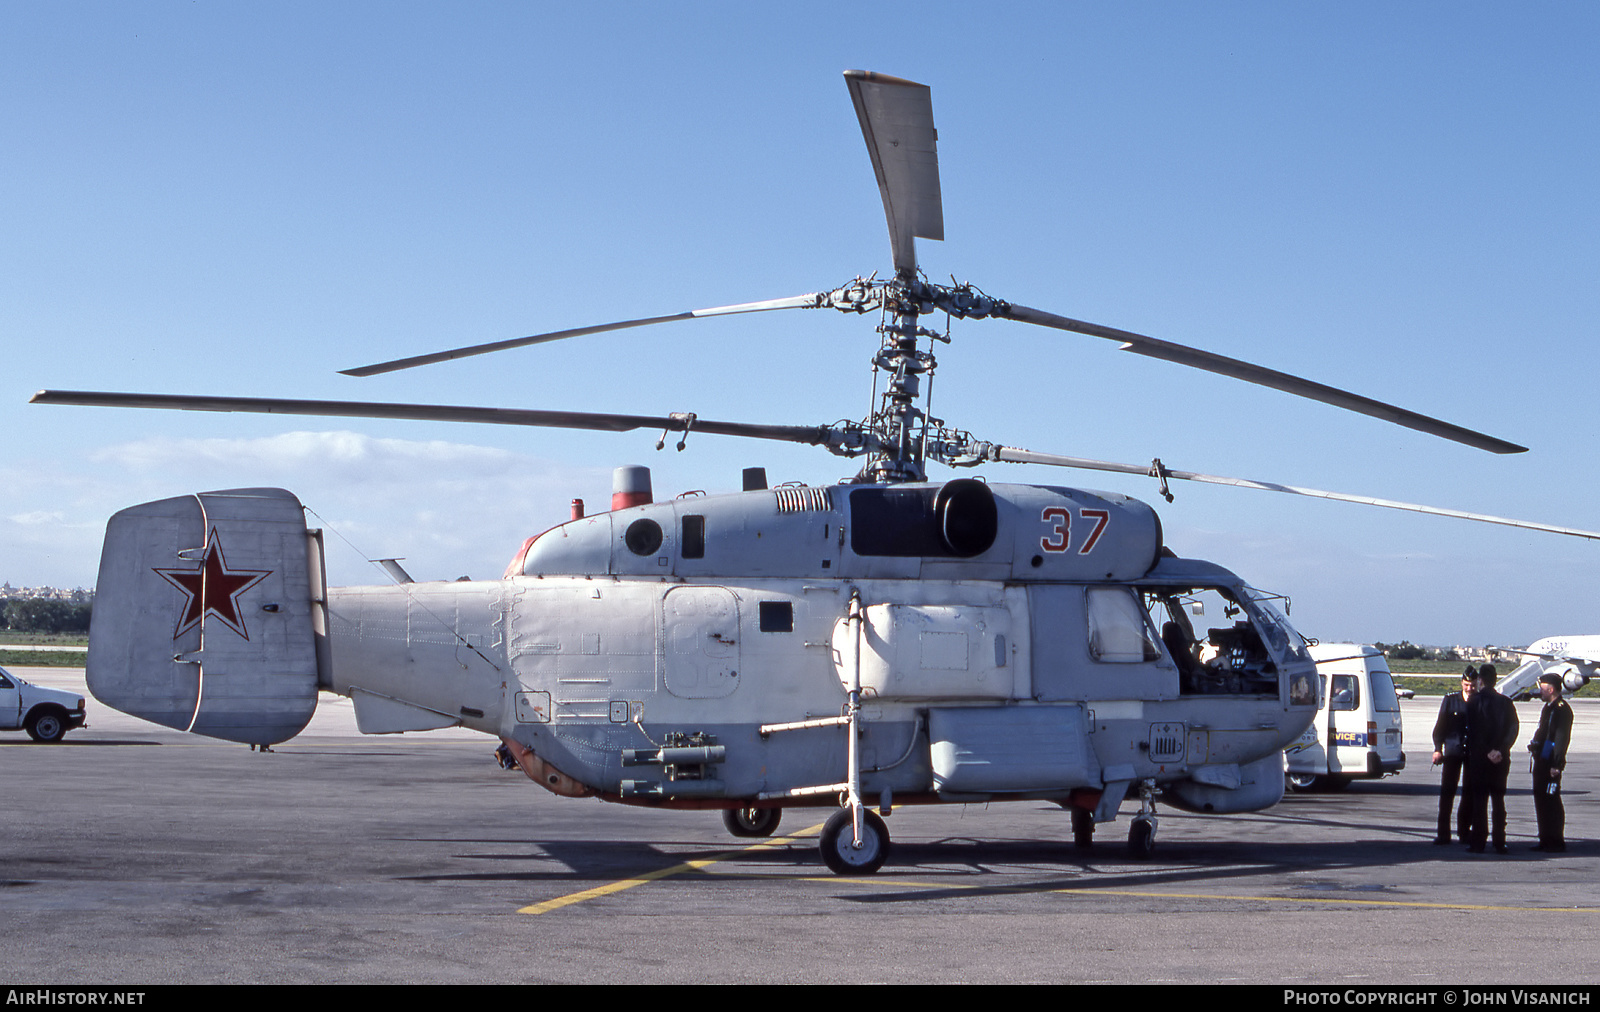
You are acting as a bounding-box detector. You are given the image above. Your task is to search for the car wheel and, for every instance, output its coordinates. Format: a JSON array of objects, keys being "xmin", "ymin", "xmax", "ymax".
[{"xmin": 25, "ymin": 708, "xmax": 67, "ymax": 743}]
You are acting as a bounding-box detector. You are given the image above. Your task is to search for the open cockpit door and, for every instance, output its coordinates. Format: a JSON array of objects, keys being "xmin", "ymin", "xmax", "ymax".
[{"xmin": 88, "ymin": 488, "xmax": 324, "ymax": 745}]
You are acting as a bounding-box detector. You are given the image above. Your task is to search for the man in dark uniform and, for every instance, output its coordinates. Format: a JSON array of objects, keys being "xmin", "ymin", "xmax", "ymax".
[
  {"xmin": 1527, "ymin": 673, "xmax": 1573, "ymax": 853},
  {"xmin": 1462, "ymin": 664, "xmax": 1519, "ymax": 854},
  {"xmin": 1430, "ymin": 668, "xmax": 1475, "ymax": 845}
]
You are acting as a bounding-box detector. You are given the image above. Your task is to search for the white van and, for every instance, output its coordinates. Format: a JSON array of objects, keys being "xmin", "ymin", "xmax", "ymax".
[{"xmin": 1283, "ymin": 644, "xmax": 1405, "ymax": 791}]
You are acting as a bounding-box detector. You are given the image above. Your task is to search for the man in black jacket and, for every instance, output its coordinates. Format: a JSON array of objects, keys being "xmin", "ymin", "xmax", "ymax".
[
  {"xmin": 1430, "ymin": 668, "xmax": 1475, "ymax": 845},
  {"xmin": 1527, "ymin": 673, "xmax": 1573, "ymax": 853},
  {"xmin": 1462, "ymin": 665, "xmax": 1520, "ymax": 854}
]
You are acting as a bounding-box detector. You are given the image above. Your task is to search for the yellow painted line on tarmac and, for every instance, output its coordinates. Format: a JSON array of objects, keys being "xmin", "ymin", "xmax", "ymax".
[
  {"xmin": 519, "ymin": 832, "xmax": 1598, "ymax": 916},
  {"xmin": 1050, "ymin": 887, "xmax": 1599, "ymax": 913},
  {"xmin": 858, "ymin": 878, "xmax": 1600, "ymax": 913},
  {"xmin": 802, "ymin": 877, "xmax": 1599, "ymax": 913},
  {"xmin": 517, "ymin": 821, "xmax": 827, "ymax": 915}
]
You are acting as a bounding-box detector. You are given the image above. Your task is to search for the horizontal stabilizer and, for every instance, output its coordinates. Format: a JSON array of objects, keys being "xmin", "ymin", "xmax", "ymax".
[{"xmin": 88, "ymin": 488, "xmax": 325, "ymax": 745}]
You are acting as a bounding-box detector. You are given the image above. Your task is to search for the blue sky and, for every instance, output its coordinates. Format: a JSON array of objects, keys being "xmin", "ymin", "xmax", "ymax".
[{"xmin": 4, "ymin": 2, "xmax": 1598, "ymax": 646}]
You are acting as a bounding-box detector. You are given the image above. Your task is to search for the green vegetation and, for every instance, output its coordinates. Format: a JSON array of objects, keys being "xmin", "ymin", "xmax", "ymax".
[
  {"xmin": 0, "ymin": 649, "xmax": 88, "ymax": 668},
  {"xmin": 1381, "ymin": 656, "xmax": 1600, "ymax": 698},
  {"xmin": 0, "ymin": 631, "xmax": 89, "ymax": 647},
  {"xmin": 0, "ymin": 610, "xmax": 92, "ymax": 667},
  {"xmin": 1373, "ymin": 642, "xmax": 1463, "ymax": 663},
  {"xmin": 1383, "ymin": 658, "xmax": 1469, "ymax": 675},
  {"xmin": 1, "ymin": 598, "xmax": 92, "ymax": 635}
]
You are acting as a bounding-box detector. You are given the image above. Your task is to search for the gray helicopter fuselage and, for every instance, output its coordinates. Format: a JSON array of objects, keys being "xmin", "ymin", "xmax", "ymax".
[{"xmin": 322, "ymin": 480, "xmax": 1318, "ymax": 812}]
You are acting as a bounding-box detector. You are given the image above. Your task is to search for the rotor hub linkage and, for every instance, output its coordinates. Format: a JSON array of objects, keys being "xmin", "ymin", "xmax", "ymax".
[
  {"xmin": 796, "ymin": 277, "xmax": 989, "ymax": 482},
  {"xmin": 819, "ymin": 275, "xmax": 1011, "ymax": 483},
  {"xmin": 816, "ymin": 277, "xmax": 1009, "ymax": 321}
]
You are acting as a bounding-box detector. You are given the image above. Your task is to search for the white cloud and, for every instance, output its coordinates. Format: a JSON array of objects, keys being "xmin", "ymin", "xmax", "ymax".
[
  {"xmin": 5, "ymin": 431, "xmax": 614, "ymax": 589},
  {"xmin": 6, "ymin": 510, "xmax": 69, "ymax": 526}
]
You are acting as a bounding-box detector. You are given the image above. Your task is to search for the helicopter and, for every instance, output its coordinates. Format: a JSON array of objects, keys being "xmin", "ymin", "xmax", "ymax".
[{"xmin": 31, "ymin": 70, "xmax": 1600, "ymax": 874}]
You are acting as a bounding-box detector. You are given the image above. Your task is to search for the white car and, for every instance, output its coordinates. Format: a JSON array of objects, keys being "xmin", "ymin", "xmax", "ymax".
[{"xmin": 0, "ymin": 665, "xmax": 86, "ymax": 742}]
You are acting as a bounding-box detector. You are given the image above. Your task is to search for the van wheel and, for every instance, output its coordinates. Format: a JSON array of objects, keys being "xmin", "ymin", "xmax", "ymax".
[{"xmin": 1286, "ymin": 773, "xmax": 1319, "ymax": 792}]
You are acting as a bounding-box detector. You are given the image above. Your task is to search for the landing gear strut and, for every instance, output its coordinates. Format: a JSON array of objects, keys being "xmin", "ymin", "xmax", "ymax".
[
  {"xmin": 816, "ymin": 589, "xmax": 892, "ymax": 875},
  {"xmin": 1128, "ymin": 779, "xmax": 1160, "ymax": 860}
]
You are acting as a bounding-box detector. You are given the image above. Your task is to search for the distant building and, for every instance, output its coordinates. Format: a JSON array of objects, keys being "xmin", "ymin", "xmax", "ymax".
[{"xmin": 0, "ymin": 584, "xmax": 94, "ymax": 604}]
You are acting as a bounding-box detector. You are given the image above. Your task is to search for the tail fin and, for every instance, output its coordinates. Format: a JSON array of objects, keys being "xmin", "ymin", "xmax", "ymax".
[{"xmin": 88, "ymin": 488, "xmax": 327, "ymax": 745}]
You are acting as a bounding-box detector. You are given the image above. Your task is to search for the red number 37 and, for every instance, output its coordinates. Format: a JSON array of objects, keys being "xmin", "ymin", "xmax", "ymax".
[{"xmin": 1040, "ymin": 507, "xmax": 1110, "ymax": 554}]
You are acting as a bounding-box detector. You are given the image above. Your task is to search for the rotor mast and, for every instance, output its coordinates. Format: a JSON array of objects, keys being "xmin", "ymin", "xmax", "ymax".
[
  {"xmin": 861, "ymin": 276, "xmax": 931, "ymax": 482},
  {"xmin": 844, "ymin": 69, "xmax": 948, "ymax": 483}
]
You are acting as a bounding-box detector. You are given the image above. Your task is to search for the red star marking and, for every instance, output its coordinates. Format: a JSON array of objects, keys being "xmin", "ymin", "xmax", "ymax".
[{"xmin": 153, "ymin": 529, "xmax": 273, "ymax": 641}]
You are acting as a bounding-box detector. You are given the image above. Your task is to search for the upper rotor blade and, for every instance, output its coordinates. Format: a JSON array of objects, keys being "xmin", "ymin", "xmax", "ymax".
[
  {"xmin": 997, "ymin": 303, "xmax": 1527, "ymax": 455},
  {"xmin": 339, "ymin": 293, "xmax": 825, "ymax": 377},
  {"xmin": 30, "ymin": 390, "xmax": 839, "ymax": 447},
  {"xmin": 844, "ymin": 70, "xmax": 944, "ymax": 276},
  {"xmin": 990, "ymin": 445, "xmax": 1600, "ymax": 540}
]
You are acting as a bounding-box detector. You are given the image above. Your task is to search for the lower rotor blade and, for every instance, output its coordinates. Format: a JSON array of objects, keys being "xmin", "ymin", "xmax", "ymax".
[
  {"xmin": 990, "ymin": 445, "xmax": 1600, "ymax": 541},
  {"xmin": 340, "ymin": 293, "xmax": 825, "ymax": 377},
  {"xmin": 30, "ymin": 390, "xmax": 839, "ymax": 447},
  {"xmin": 998, "ymin": 303, "xmax": 1527, "ymax": 456}
]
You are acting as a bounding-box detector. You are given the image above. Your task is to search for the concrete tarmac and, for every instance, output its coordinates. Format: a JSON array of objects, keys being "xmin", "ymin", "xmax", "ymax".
[{"xmin": 3, "ymin": 666, "xmax": 1598, "ymax": 985}]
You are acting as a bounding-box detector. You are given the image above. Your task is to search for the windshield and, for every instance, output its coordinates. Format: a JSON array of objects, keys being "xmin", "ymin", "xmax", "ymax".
[
  {"xmin": 1242, "ymin": 586, "xmax": 1312, "ymax": 665},
  {"xmin": 1144, "ymin": 584, "xmax": 1282, "ymax": 696}
]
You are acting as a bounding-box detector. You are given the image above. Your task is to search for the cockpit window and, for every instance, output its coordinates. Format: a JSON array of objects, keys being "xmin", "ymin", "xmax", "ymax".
[
  {"xmin": 1086, "ymin": 587, "xmax": 1161, "ymax": 663},
  {"xmin": 1144, "ymin": 585, "xmax": 1284, "ymax": 695}
]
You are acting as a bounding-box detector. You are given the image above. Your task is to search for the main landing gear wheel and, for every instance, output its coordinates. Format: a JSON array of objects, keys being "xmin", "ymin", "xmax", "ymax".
[
  {"xmin": 722, "ymin": 806, "xmax": 783, "ymax": 838},
  {"xmin": 820, "ymin": 808, "xmax": 890, "ymax": 875},
  {"xmin": 1128, "ymin": 818, "xmax": 1155, "ymax": 860}
]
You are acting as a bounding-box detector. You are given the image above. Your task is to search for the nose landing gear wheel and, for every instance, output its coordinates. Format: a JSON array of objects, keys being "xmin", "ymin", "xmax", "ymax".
[
  {"xmin": 1128, "ymin": 818, "xmax": 1155, "ymax": 859},
  {"xmin": 722, "ymin": 806, "xmax": 783, "ymax": 838},
  {"xmin": 1071, "ymin": 806, "xmax": 1095, "ymax": 849},
  {"xmin": 820, "ymin": 808, "xmax": 890, "ymax": 875}
]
